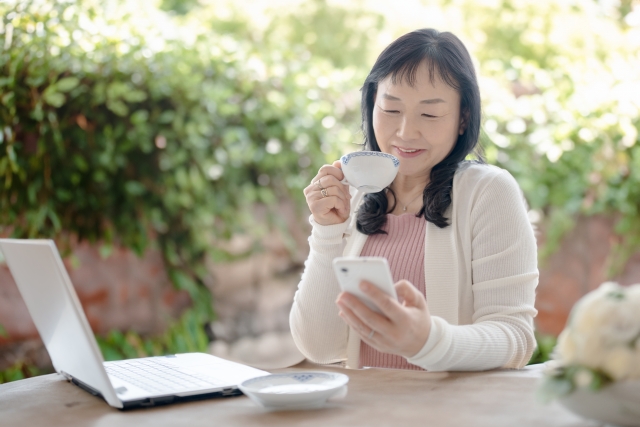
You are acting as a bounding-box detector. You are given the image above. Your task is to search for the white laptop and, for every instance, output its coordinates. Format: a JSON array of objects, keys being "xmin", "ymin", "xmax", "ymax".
[{"xmin": 0, "ymin": 239, "xmax": 270, "ymax": 409}]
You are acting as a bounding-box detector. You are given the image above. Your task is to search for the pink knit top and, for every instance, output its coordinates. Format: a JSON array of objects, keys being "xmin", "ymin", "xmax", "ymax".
[{"xmin": 359, "ymin": 213, "xmax": 427, "ymax": 370}]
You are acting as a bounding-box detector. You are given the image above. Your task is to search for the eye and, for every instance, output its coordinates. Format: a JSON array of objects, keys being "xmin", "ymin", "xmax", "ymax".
[
  {"xmin": 376, "ymin": 104, "xmax": 399, "ymax": 114},
  {"xmin": 422, "ymin": 114, "xmax": 438, "ymax": 118}
]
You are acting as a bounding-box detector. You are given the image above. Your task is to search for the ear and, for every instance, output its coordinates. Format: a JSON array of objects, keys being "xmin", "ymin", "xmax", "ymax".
[{"xmin": 458, "ymin": 109, "xmax": 470, "ymax": 135}]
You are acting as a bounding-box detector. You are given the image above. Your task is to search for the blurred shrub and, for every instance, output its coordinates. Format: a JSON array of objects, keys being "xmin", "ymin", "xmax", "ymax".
[
  {"xmin": 0, "ymin": 0, "xmax": 364, "ymax": 323},
  {"xmin": 0, "ymin": 0, "xmax": 375, "ymax": 376},
  {"xmin": 457, "ymin": 0, "xmax": 640, "ymax": 270},
  {"xmin": 96, "ymin": 308, "xmax": 210, "ymax": 361},
  {"xmin": 528, "ymin": 332, "xmax": 557, "ymax": 365},
  {"xmin": 0, "ymin": 360, "xmax": 44, "ymax": 384}
]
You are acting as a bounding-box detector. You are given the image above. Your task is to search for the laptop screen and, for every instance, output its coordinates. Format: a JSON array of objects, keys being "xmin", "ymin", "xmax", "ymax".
[{"xmin": 0, "ymin": 239, "xmax": 122, "ymax": 407}]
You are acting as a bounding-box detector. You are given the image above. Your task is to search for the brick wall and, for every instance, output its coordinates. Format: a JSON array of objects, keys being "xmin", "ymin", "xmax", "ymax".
[
  {"xmin": 0, "ymin": 239, "xmax": 191, "ymax": 346},
  {"xmin": 535, "ymin": 215, "xmax": 640, "ymax": 335}
]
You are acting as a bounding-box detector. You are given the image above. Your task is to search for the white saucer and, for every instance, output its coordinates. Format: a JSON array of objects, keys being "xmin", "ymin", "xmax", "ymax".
[{"xmin": 238, "ymin": 371, "xmax": 349, "ymax": 410}]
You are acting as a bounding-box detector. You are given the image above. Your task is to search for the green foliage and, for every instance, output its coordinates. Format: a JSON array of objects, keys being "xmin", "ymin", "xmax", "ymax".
[
  {"xmin": 0, "ymin": 0, "xmax": 363, "ymax": 327},
  {"xmin": 451, "ymin": 0, "xmax": 640, "ymax": 271},
  {"xmin": 266, "ymin": 0, "xmax": 384, "ymax": 69},
  {"xmin": 537, "ymin": 364, "xmax": 612, "ymax": 403},
  {"xmin": 0, "ymin": 360, "xmax": 47, "ymax": 384},
  {"xmin": 528, "ymin": 332, "xmax": 557, "ymax": 365},
  {"xmin": 160, "ymin": 0, "xmax": 201, "ymax": 15},
  {"xmin": 0, "ymin": 0, "xmax": 374, "ymax": 378},
  {"xmin": 96, "ymin": 307, "xmax": 209, "ymax": 361},
  {"xmin": 1, "ymin": 319, "xmax": 48, "ymax": 384}
]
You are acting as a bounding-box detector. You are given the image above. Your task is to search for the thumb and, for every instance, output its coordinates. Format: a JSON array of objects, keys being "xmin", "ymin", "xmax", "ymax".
[{"xmin": 395, "ymin": 280, "xmax": 425, "ymax": 308}]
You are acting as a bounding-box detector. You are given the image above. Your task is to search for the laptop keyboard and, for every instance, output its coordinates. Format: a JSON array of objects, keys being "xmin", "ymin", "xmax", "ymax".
[{"xmin": 105, "ymin": 358, "xmax": 226, "ymax": 394}]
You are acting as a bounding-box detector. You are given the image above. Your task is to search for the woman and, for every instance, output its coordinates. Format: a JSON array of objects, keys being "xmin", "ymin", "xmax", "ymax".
[{"xmin": 289, "ymin": 29, "xmax": 538, "ymax": 371}]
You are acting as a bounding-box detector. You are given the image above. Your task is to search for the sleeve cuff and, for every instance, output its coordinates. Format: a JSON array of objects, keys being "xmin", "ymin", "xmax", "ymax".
[
  {"xmin": 406, "ymin": 316, "xmax": 452, "ymax": 369},
  {"xmin": 309, "ymin": 215, "xmax": 350, "ymax": 245}
]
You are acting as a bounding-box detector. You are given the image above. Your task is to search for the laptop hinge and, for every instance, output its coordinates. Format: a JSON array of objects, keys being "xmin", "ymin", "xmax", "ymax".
[
  {"xmin": 221, "ymin": 387, "xmax": 238, "ymax": 397},
  {"xmin": 59, "ymin": 370, "xmax": 73, "ymax": 381}
]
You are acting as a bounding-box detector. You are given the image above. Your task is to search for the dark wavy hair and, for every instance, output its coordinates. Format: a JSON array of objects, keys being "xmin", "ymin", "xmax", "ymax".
[{"xmin": 356, "ymin": 28, "xmax": 484, "ymax": 235}]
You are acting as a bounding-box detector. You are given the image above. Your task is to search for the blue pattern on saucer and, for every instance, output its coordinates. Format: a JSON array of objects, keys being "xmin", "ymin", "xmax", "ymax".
[{"xmin": 241, "ymin": 372, "xmax": 335, "ymax": 387}]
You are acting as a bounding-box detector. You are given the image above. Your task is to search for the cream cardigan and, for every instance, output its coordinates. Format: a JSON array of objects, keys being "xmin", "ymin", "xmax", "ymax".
[{"xmin": 289, "ymin": 162, "xmax": 539, "ymax": 371}]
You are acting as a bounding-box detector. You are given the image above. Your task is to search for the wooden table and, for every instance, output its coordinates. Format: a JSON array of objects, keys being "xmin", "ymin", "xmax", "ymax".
[{"xmin": 0, "ymin": 361, "xmax": 597, "ymax": 427}]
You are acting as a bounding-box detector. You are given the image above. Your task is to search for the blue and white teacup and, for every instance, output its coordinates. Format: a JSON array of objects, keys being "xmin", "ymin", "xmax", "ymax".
[{"xmin": 340, "ymin": 151, "xmax": 399, "ymax": 194}]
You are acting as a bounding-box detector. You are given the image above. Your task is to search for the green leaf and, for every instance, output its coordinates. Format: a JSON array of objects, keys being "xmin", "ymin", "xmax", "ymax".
[
  {"xmin": 55, "ymin": 188, "xmax": 73, "ymax": 201},
  {"xmin": 106, "ymin": 81, "xmax": 130, "ymax": 99},
  {"xmin": 43, "ymin": 91, "xmax": 65, "ymax": 108},
  {"xmin": 158, "ymin": 110, "xmax": 175, "ymax": 124},
  {"xmin": 168, "ymin": 269, "xmax": 199, "ymax": 298},
  {"xmin": 130, "ymin": 109, "xmax": 149, "ymax": 124},
  {"xmin": 99, "ymin": 244, "xmax": 113, "ymax": 259},
  {"xmin": 73, "ymin": 155, "xmax": 89, "ymax": 172},
  {"xmin": 124, "ymin": 181, "xmax": 145, "ymax": 196},
  {"xmin": 536, "ymin": 376, "xmax": 574, "ymax": 404},
  {"xmin": 122, "ymin": 90, "xmax": 147, "ymax": 103},
  {"xmin": 5, "ymin": 368, "xmax": 25, "ymax": 382},
  {"xmin": 56, "ymin": 77, "xmax": 80, "ymax": 93},
  {"xmin": 106, "ymin": 100, "xmax": 129, "ymax": 116},
  {"xmin": 47, "ymin": 210, "xmax": 61, "ymax": 231},
  {"xmin": 1, "ymin": 91, "xmax": 14, "ymax": 106},
  {"xmin": 7, "ymin": 146, "xmax": 17, "ymax": 164}
]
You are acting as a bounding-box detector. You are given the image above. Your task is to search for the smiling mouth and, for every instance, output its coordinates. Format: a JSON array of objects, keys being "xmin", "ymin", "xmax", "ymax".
[{"xmin": 395, "ymin": 147, "xmax": 423, "ymax": 153}]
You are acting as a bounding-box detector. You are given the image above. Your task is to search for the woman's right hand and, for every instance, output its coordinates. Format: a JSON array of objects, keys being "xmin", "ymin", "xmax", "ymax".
[{"xmin": 304, "ymin": 160, "xmax": 351, "ymax": 226}]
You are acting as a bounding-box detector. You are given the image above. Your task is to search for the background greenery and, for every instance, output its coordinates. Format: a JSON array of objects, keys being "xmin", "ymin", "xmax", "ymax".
[{"xmin": 1, "ymin": 0, "xmax": 638, "ymax": 381}]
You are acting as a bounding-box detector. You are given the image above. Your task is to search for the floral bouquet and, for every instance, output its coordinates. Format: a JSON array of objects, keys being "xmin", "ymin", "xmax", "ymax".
[{"xmin": 539, "ymin": 282, "xmax": 640, "ymax": 426}]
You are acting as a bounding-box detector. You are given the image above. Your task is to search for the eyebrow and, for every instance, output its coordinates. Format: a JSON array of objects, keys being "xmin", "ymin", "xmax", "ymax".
[{"xmin": 382, "ymin": 93, "xmax": 446, "ymax": 104}]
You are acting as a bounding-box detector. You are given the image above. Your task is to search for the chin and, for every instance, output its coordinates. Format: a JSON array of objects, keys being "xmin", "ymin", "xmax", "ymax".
[{"xmin": 398, "ymin": 167, "xmax": 429, "ymax": 178}]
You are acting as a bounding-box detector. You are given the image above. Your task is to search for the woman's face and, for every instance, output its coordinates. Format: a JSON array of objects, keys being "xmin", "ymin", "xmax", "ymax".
[{"xmin": 372, "ymin": 61, "xmax": 466, "ymax": 180}]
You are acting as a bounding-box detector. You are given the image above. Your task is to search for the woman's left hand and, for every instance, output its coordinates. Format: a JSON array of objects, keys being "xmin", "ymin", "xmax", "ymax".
[{"xmin": 335, "ymin": 280, "xmax": 432, "ymax": 359}]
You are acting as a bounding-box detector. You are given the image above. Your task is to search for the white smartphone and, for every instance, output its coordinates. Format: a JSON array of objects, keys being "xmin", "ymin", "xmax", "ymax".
[{"xmin": 332, "ymin": 256, "xmax": 398, "ymax": 314}]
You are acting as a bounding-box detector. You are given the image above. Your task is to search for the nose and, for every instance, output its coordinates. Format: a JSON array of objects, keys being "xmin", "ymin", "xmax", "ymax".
[{"xmin": 397, "ymin": 114, "xmax": 420, "ymax": 141}]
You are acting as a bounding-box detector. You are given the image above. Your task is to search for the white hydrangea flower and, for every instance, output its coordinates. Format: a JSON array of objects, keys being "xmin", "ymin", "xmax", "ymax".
[
  {"xmin": 602, "ymin": 347, "xmax": 635, "ymax": 381},
  {"xmin": 554, "ymin": 282, "xmax": 640, "ymax": 380},
  {"xmin": 573, "ymin": 368, "xmax": 594, "ymax": 388}
]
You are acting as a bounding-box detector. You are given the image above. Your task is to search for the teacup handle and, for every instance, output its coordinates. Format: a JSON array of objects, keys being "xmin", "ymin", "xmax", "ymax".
[{"xmin": 344, "ymin": 189, "xmax": 365, "ymax": 236}]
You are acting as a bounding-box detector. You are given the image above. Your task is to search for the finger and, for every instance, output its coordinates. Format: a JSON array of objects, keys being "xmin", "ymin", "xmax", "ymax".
[
  {"xmin": 308, "ymin": 185, "xmax": 349, "ymax": 207},
  {"xmin": 357, "ymin": 280, "xmax": 409, "ymax": 322},
  {"xmin": 309, "ymin": 197, "xmax": 349, "ymax": 221},
  {"xmin": 339, "ymin": 307, "xmax": 387, "ymax": 352},
  {"xmin": 310, "ymin": 192, "xmax": 349, "ymax": 213},
  {"xmin": 333, "ymin": 160, "xmax": 352, "ymax": 189},
  {"xmin": 305, "ymin": 175, "xmax": 350, "ymax": 203},
  {"xmin": 316, "ymin": 164, "xmax": 345, "ymax": 182},
  {"xmin": 338, "ymin": 304, "xmax": 389, "ymax": 353},
  {"xmin": 337, "ymin": 304, "xmax": 370, "ymax": 337},
  {"xmin": 337, "ymin": 291, "xmax": 393, "ymax": 336},
  {"xmin": 316, "ymin": 174, "xmax": 351, "ymax": 201},
  {"xmin": 394, "ymin": 280, "xmax": 426, "ymax": 309}
]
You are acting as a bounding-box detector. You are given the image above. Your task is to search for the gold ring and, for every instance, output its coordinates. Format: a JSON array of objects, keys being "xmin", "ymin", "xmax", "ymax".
[
  {"xmin": 368, "ymin": 329, "xmax": 375, "ymax": 339},
  {"xmin": 315, "ymin": 178, "xmax": 325, "ymax": 190},
  {"xmin": 321, "ymin": 188, "xmax": 328, "ymax": 198}
]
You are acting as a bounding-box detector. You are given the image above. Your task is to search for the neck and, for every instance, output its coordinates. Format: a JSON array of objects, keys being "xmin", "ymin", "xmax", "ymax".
[
  {"xmin": 388, "ymin": 174, "xmax": 429, "ymax": 214},
  {"xmin": 390, "ymin": 174, "xmax": 429, "ymax": 200}
]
